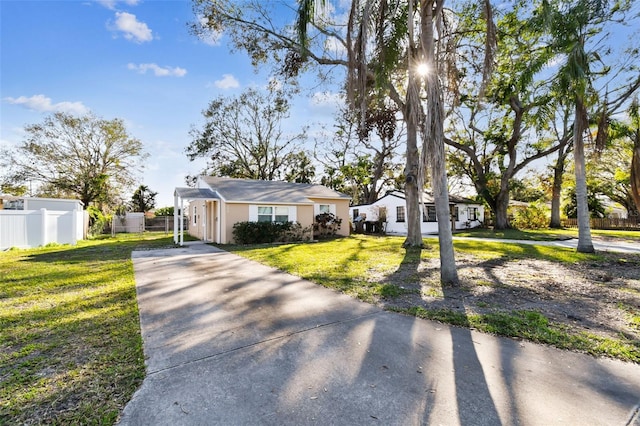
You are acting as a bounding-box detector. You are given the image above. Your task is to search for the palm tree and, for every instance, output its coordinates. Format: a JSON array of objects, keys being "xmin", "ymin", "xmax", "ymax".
[{"xmin": 537, "ymin": 0, "xmax": 608, "ymax": 253}]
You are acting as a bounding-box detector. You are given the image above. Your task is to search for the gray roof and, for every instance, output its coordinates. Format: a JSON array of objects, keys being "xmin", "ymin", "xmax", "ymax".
[
  {"xmin": 174, "ymin": 187, "xmax": 218, "ymax": 200},
  {"xmin": 199, "ymin": 176, "xmax": 350, "ymax": 204}
]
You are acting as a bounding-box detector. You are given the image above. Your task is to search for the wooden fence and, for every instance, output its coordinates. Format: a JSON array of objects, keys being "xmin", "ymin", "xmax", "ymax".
[{"xmin": 561, "ymin": 216, "xmax": 640, "ymax": 230}]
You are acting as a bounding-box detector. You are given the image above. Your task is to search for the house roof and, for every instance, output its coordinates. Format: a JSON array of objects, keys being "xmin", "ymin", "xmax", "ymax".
[
  {"xmin": 351, "ymin": 190, "xmax": 478, "ymax": 207},
  {"xmin": 198, "ymin": 176, "xmax": 350, "ymax": 204},
  {"xmin": 174, "ymin": 187, "xmax": 219, "ymax": 200}
]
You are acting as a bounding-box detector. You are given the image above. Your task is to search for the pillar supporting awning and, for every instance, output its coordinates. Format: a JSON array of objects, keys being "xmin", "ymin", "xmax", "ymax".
[{"xmin": 173, "ymin": 187, "xmax": 219, "ymax": 246}]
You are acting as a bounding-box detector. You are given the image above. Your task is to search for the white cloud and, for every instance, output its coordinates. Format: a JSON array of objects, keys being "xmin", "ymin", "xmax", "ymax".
[
  {"xmin": 111, "ymin": 11, "xmax": 153, "ymax": 43},
  {"xmin": 324, "ymin": 37, "xmax": 347, "ymax": 57},
  {"xmin": 310, "ymin": 91, "xmax": 343, "ymax": 108},
  {"xmin": 197, "ymin": 15, "xmax": 223, "ymax": 46},
  {"xmin": 128, "ymin": 63, "xmax": 187, "ymax": 77},
  {"xmin": 96, "ymin": 0, "xmax": 140, "ymax": 10},
  {"xmin": 212, "ymin": 74, "xmax": 240, "ymax": 89},
  {"xmin": 4, "ymin": 94, "xmax": 89, "ymax": 115}
]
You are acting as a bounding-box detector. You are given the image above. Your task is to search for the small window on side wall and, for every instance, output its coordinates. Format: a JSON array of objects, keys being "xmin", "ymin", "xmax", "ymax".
[
  {"xmin": 468, "ymin": 207, "xmax": 478, "ymax": 221},
  {"xmin": 422, "ymin": 206, "xmax": 436, "ymax": 222},
  {"xmin": 396, "ymin": 206, "xmax": 405, "ymax": 222}
]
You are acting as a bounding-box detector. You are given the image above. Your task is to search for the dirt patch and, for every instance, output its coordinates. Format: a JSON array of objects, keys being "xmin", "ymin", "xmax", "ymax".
[{"xmin": 376, "ymin": 242, "xmax": 640, "ymax": 347}]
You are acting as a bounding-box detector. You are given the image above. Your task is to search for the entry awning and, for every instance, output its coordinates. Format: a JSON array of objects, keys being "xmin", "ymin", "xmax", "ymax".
[{"xmin": 174, "ymin": 187, "xmax": 219, "ymax": 200}]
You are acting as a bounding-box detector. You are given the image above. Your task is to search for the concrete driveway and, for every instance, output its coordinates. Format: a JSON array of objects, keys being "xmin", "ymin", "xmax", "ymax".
[{"xmin": 118, "ymin": 242, "xmax": 640, "ymax": 425}]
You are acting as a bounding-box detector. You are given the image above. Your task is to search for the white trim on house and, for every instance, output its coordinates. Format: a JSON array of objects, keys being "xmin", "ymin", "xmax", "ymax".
[{"xmin": 350, "ymin": 190, "xmax": 485, "ymax": 235}]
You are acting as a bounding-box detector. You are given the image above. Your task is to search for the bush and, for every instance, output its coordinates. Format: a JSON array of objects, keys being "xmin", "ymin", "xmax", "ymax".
[
  {"xmin": 87, "ymin": 206, "xmax": 109, "ymax": 237},
  {"xmin": 511, "ymin": 203, "xmax": 549, "ymax": 230},
  {"xmin": 232, "ymin": 221, "xmax": 311, "ymax": 244},
  {"xmin": 314, "ymin": 213, "xmax": 342, "ymax": 237}
]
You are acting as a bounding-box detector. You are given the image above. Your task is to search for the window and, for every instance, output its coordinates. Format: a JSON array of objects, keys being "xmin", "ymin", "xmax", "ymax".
[
  {"xmin": 274, "ymin": 206, "xmax": 289, "ymax": 223},
  {"xmin": 193, "ymin": 206, "xmax": 197, "ymax": 225},
  {"xmin": 257, "ymin": 206, "xmax": 273, "ymax": 222},
  {"xmin": 396, "ymin": 206, "xmax": 405, "ymax": 222},
  {"xmin": 454, "ymin": 206, "xmax": 459, "ymax": 221},
  {"xmin": 319, "ymin": 204, "xmax": 331, "ymax": 214},
  {"xmin": 422, "ymin": 206, "xmax": 436, "ymax": 222},
  {"xmin": 469, "ymin": 207, "xmax": 478, "ymax": 221},
  {"xmin": 352, "ymin": 208, "xmax": 359, "ymax": 220},
  {"xmin": 257, "ymin": 206, "xmax": 290, "ymax": 223}
]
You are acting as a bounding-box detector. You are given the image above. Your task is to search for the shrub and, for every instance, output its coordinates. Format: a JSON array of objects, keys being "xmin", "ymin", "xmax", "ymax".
[
  {"xmin": 87, "ymin": 206, "xmax": 109, "ymax": 236},
  {"xmin": 314, "ymin": 213, "xmax": 342, "ymax": 237},
  {"xmin": 511, "ymin": 203, "xmax": 549, "ymax": 229},
  {"xmin": 232, "ymin": 221, "xmax": 311, "ymax": 244}
]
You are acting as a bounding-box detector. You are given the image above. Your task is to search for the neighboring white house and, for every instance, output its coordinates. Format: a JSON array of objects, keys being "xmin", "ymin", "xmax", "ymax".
[
  {"xmin": 174, "ymin": 176, "xmax": 351, "ymax": 245},
  {"xmin": 0, "ymin": 195, "xmax": 87, "ymax": 249},
  {"xmin": 349, "ymin": 190, "xmax": 485, "ymax": 235}
]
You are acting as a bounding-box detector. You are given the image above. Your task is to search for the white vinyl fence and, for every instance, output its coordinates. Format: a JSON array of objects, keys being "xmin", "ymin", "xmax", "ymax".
[
  {"xmin": 0, "ymin": 209, "xmax": 86, "ymax": 250},
  {"xmin": 111, "ymin": 212, "xmax": 145, "ymax": 234}
]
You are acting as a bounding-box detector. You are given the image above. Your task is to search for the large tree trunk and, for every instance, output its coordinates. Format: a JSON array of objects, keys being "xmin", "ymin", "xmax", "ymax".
[
  {"xmin": 494, "ymin": 191, "xmax": 511, "ymax": 229},
  {"xmin": 631, "ymin": 133, "xmax": 640, "ymax": 214},
  {"xmin": 403, "ymin": 65, "xmax": 423, "ymax": 247},
  {"xmin": 403, "ymin": 82, "xmax": 424, "ymax": 248},
  {"xmin": 574, "ymin": 100, "xmax": 595, "ymax": 253},
  {"xmin": 549, "ymin": 143, "xmax": 568, "ymax": 228},
  {"xmin": 421, "ymin": 0, "xmax": 458, "ymax": 284}
]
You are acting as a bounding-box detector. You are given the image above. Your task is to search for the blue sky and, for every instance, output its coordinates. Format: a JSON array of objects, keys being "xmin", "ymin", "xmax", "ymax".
[
  {"xmin": 2, "ymin": 1, "xmax": 638, "ymax": 209},
  {"xmin": 1, "ymin": 0, "xmax": 341, "ymax": 208}
]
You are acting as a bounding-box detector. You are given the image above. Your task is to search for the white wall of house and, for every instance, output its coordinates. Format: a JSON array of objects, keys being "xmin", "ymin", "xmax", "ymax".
[
  {"xmin": 350, "ymin": 192, "xmax": 484, "ymax": 235},
  {"xmin": 0, "ymin": 209, "xmax": 84, "ymax": 250}
]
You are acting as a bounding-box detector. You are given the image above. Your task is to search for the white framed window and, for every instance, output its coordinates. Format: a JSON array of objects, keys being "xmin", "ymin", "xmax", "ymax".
[
  {"xmin": 274, "ymin": 206, "xmax": 289, "ymax": 223},
  {"xmin": 257, "ymin": 206, "xmax": 273, "ymax": 222},
  {"xmin": 422, "ymin": 206, "xmax": 436, "ymax": 222},
  {"xmin": 468, "ymin": 207, "xmax": 478, "ymax": 221},
  {"xmin": 193, "ymin": 206, "xmax": 197, "ymax": 225},
  {"xmin": 254, "ymin": 205, "xmax": 291, "ymax": 223},
  {"xmin": 314, "ymin": 203, "xmax": 336, "ymax": 216},
  {"xmin": 396, "ymin": 206, "xmax": 405, "ymax": 222}
]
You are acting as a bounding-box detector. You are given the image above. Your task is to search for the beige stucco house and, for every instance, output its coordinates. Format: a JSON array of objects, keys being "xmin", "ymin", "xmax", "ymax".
[{"xmin": 174, "ymin": 176, "xmax": 351, "ymax": 245}]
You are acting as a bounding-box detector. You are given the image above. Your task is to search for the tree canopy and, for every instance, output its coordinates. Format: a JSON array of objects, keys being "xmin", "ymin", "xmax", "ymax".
[
  {"xmin": 2, "ymin": 112, "xmax": 147, "ymax": 211},
  {"xmin": 186, "ymin": 87, "xmax": 312, "ymax": 182},
  {"xmin": 129, "ymin": 185, "xmax": 157, "ymax": 213}
]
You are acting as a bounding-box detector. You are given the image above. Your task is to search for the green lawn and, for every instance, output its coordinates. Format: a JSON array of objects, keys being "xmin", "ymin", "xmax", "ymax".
[
  {"xmin": 226, "ymin": 234, "xmax": 639, "ymax": 363},
  {"xmin": 0, "ymin": 232, "xmax": 179, "ymax": 425}
]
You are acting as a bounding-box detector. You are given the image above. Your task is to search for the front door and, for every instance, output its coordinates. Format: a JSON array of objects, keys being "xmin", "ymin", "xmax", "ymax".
[{"xmin": 207, "ymin": 201, "xmax": 216, "ymax": 243}]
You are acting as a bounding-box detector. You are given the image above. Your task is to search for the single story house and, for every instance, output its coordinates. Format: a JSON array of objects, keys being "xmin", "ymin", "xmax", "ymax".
[
  {"xmin": 174, "ymin": 176, "xmax": 351, "ymax": 245},
  {"xmin": 0, "ymin": 195, "xmax": 87, "ymax": 249},
  {"xmin": 349, "ymin": 190, "xmax": 484, "ymax": 235}
]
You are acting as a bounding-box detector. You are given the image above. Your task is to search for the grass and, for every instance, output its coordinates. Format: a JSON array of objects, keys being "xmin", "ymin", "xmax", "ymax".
[
  {"xmin": 0, "ymin": 232, "xmax": 180, "ymax": 425},
  {"xmin": 391, "ymin": 307, "xmax": 639, "ymax": 362},
  {"xmin": 225, "ymin": 234, "xmax": 639, "ymax": 363},
  {"xmin": 454, "ymin": 227, "xmax": 640, "ymax": 241}
]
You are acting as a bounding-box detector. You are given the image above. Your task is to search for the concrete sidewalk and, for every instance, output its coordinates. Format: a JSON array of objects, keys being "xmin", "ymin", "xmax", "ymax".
[
  {"xmin": 118, "ymin": 242, "xmax": 640, "ymax": 425},
  {"xmin": 451, "ymin": 236, "xmax": 640, "ymax": 255}
]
